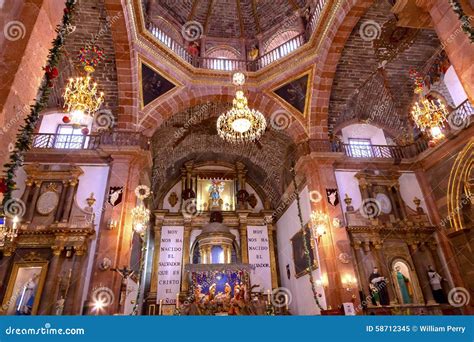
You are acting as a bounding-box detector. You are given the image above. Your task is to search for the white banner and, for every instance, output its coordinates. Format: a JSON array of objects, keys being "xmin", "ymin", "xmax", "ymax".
[
  {"xmin": 157, "ymin": 226, "xmax": 184, "ymax": 304},
  {"xmin": 247, "ymin": 226, "xmax": 272, "ymax": 292},
  {"xmin": 124, "ymin": 278, "xmax": 138, "ymax": 315}
]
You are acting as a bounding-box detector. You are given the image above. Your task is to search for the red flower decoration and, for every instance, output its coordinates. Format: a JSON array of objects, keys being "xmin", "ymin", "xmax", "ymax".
[
  {"xmin": 44, "ymin": 66, "xmax": 59, "ymax": 80},
  {"xmin": 81, "ymin": 127, "xmax": 89, "ymax": 135},
  {"xmin": 0, "ymin": 179, "xmax": 7, "ymax": 193},
  {"xmin": 62, "ymin": 115, "xmax": 71, "ymax": 123}
]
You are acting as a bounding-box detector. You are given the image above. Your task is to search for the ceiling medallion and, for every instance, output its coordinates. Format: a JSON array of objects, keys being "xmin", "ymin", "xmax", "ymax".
[{"xmin": 217, "ymin": 73, "xmax": 266, "ymax": 144}]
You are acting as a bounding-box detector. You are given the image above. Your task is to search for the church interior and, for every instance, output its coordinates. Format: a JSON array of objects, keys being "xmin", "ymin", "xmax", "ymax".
[{"xmin": 0, "ymin": 0, "xmax": 472, "ymax": 316}]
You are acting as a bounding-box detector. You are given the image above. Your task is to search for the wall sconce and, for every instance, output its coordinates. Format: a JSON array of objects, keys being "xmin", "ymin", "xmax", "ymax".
[
  {"xmin": 106, "ymin": 219, "xmax": 118, "ymax": 230},
  {"xmin": 342, "ymin": 274, "xmax": 357, "ymax": 292},
  {"xmin": 310, "ymin": 210, "xmax": 330, "ymax": 244},
  {"xmin": 131, "ymin": 185, "xmax": 151, "ymax": 236}
]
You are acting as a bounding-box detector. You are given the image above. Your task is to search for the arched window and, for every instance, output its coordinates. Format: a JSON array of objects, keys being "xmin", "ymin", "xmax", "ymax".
[{"xmin": 264, "ymin": 30, "xmax": 300, "ymax": 55}]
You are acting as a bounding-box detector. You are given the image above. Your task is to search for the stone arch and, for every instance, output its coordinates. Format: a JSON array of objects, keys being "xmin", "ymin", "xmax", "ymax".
[{"xmin": 308, "ymin": 0, "xmax": 374, "ymax": 139}]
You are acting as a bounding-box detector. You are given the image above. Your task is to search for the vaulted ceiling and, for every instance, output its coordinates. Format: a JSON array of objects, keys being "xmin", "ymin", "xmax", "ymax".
[{"xmin": 149, "ymin": 0, "xmax": 310, "ymax": 39}]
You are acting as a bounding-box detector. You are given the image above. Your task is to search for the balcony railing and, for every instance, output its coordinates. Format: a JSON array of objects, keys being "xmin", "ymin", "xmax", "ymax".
[
  {"xmin": 32, "ymin": 133, "xmax": 100, "ymax": 150},
  {"xmin": 31, "ymin": 131, "xmax": 149, "ymax": 151},
  {"xmin": 447, "ymin": 99, "xmax": 473, "ymax": 129},
  {"xmin": 146, "ymin": 0, "xmax": 327, "ymax": 72}
]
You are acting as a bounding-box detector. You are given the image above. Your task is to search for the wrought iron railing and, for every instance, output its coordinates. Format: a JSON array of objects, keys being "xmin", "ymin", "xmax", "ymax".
[
  {"xmin": 31, "ymin": 131, "xmax": 149, "ymax": 151},
  {"xmin": 146, "ymin": 0, "xmax": 327, "ymax": 72},
  {"xmin": 447, "ymin": 99, "xmax": 473, "ymax": 130}
]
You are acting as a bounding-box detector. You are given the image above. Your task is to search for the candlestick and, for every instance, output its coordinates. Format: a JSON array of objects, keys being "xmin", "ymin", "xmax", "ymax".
[
  {"xmin": 159, "ymin": 299, "xmax": 163, "ymax": 315},
  {"xmin": 176, "ymin": 293, "xmax": 179, "ymax": 309}
]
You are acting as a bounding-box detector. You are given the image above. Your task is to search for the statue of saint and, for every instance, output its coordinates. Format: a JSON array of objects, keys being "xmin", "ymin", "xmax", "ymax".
[
  {"xmin": 427, "ymin": 265, "xmax": 447, "ymax": 303},
  {"xmin": 368, "ymin": 267, "xmax": 390, "ymax": 305},
  {"xmin": 15, "ymin": 278, "xmax": 37, "ymax": 315},
  {"xmin": 208, "ymin": 180, "xmax": 224, "ymax": 208},
  {"xmin": 55, "ymin": 297, "xmax": 65, "ymax": 315},
  {"xmin": 395, "ymin": 266, "xmax": 412, "ymax": 304}
]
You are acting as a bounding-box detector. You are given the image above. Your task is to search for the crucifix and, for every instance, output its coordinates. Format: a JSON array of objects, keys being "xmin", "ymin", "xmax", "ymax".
[{"xmin": 112, "ymin": 266, "xmax": 134, "ymax": 309}]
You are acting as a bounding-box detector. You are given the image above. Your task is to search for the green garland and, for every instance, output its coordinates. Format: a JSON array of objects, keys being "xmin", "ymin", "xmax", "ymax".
[
  {"xmin": 290, "ymin": 165, "xmax": 323, "ymax": 311},
  {"xmin": 450, "ymin": 0, "xmax": 474, "ymax": 43},
  {"xmin": 2, "ymin": 0, "xmax": 77, "ymax": 204}
]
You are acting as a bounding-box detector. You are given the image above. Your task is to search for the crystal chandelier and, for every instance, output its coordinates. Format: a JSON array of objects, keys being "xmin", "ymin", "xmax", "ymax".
[
  {"xmin": 410, "ymin": 74, "xmax": 448, "ymax": 138},
  {"xmin": 217, "ymin": 73, "xmax": 266, "ymax": 144},
  {"xmin": 63, "ymin": 70, "xmax": 104, "ymax": 126},
  {"xmin": 310, "ymin": 210, "xmax": 329, "ymax": 244}
]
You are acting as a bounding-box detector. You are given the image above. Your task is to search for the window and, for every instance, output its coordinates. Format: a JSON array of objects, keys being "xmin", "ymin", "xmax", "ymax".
[
  {"xmin": 348, "ymin": 138, "xmax": 373, "ymax": 158},
  {"xmin": 54, "ymin": 125, "xmax": 87, "ymax": 149}
]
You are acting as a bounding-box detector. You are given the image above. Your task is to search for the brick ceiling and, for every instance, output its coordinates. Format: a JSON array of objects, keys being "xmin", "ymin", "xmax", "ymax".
[
  {"xmin": 328, "ymin": 0, "xmax": 443, "ymax": 136},
  {"xmin": 149, "ymin": 0, "xmax": 309, "ymax": 39}
]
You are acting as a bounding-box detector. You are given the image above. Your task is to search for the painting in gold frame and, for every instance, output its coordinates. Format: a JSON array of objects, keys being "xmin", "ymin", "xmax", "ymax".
[
  {"xmin": 291, "ymin": 224, "xmax": 318, "ymax": 278},
  {"xmin": 1, "ymin": 261, "xmax": 48, "ymax": 315}
]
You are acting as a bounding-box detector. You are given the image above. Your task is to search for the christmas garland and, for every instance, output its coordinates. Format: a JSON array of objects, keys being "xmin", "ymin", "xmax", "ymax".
[
  {"xmin": 2, "ymin": 0, "xmax": 77, "ymax": 204},
  {"xmin": 450, "ymin": 0, "xmax": 474, "ymax": 43}
]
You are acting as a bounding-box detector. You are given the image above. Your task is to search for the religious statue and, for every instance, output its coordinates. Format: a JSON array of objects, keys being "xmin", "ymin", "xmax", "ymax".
[
  {"xmin": 208, "ymin": 180, "xmax": 225, "ymax": 208},
  {"xmin": 248, "ymin": 44, "xmax": 259, "ymax": 61},
  {"xmin": 427, "ymin": 265, "xmax": 447, "ymax": 304},
  {"xmin": 368, "ymin": 267, "xmax": 390, "ymax": 305},
  {"xmin": 229, "ymin": 283, "xmax": 243, "ymax": 315},
  {"xmin": 55, "ymin": 297, "xmax": 65, "ymax": 315},
  {"xmin": 206, "ymin": 283, "xmax": 217, "ymax": 303},
  {"xmin": 395, "ymin": 266, "xmax": 412, "ymax": 304},
  {"xmin": 15, "ymin": 278, "xmax": 37, "ymax": 315}
]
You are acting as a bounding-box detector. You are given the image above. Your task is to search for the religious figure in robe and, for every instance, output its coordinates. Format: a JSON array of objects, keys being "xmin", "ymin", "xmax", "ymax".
[
  {"xmin": 208, "ymin": 180, "xmax": 224, "ymax": 208},
  {"xmin": 15, "ymin": 279, "xmax": 37, "ymax": 315},
  {"xmin": 427, "ymin": 265, "xmax": 447, "ymax": 304},
  {"xmin": 395, "ymin": 266, "xmax": 412, "ymax": 304},
  {"xmin": 368, "ymin": 267, "xmax": 390, "ymax": 305}
]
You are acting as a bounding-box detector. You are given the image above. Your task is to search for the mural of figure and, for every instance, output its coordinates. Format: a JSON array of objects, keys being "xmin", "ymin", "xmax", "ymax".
[
  {"xmin": 208, "ymin": 180, "xmax": 224, "ymax": 207},
  {"xmin": 395, "ymin": 265, "xmax": 412, "ymax": 304},
  {"xmin": 368, "ymin": 267, "xmax": 390, "ymax": 305},
  {"xmin": 427, "ymin": 265, "xmax": 447, "ymax": 304}
]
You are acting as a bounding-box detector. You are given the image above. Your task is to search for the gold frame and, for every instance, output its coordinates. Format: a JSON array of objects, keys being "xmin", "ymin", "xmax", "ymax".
[
  {"xmin": 291, "ymin": 224, "xmax": 318, "ymax": 278},
  {"xmin": 266, "ymin": 67, "xmax": 314, "ymax": 119},
  {"xmin": 2, "ymin": 261, "xmax": 49, "ymax": 315},
  {"xmin": 138, "ymin": 55, "xmax": 183, "ymax": 110}
]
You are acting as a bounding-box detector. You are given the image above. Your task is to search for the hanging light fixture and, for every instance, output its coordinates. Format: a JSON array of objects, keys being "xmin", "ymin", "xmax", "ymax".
[
  {"xmin": 131, "ymin": 185, "xmax": 151, "ymax": 235},
  {"xmin": 217, "ymin": 73, "xmax": 266, "ymax": 144},
  {"xmin": 63, "ymin": 45, "xmax": 105, "ymax": 128},
  {"xmin": 310, "ymin": 210, "xmax": 329, "ymax": 244},
  {"xmin": 0, "ymin": 214, "xmax": 19, "ymax": 245},
  {"xmin": 409, "ymin": 69, "xmax": 448, "ymax": 139}
]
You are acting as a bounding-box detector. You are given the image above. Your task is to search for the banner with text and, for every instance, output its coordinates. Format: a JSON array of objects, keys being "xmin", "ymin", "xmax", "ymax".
[
  {"xmin": 247, "ymin": 226, "xmax": 272, "ymax": 292},
  {"xmin": 157, "ymin": 226, "xmax": 184, "ymax": 304}
]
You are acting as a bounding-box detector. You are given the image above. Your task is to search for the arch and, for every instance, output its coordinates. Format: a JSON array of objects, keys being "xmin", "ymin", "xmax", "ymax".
[
  {"xmin": 140, "ymin": 91, "xmax": 308, "ymax": 143},
  {"xmin": 389, "ymin": 257, "xmax": 423, "ymax": 305},
  {"xmin": 151, "ymin": 16, "xmax": 184, "ymax": 45},
  {"xmin": 205, "ymin": 45, "xmax": 241, "ymax": 59},
  {"xmin": 447, "ymin": 139, "xmax": 473, "ymax": 231},
  {"xmin": 104, "ymin": 0, "xmax": 139, "ymax": 130},
  {"xmin": 308, "ymin": 0, "xmax": 374, "ymax": 139},
  {"xmin": 264, "ymin": 30, "xmax": 300, "ymax": 54}
]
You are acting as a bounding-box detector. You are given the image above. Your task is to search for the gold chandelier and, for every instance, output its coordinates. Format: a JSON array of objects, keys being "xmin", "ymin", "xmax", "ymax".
[
  {"xmin": 217, "ymin": 73, "xmax": 266, "ymax": 144},
  {"xmin": 63, "ymin": 66, "xmax": 104, "ymax": 126},
  {"xmin": 411, "ymin": 85, "xmax": 448, "ymax": 138}
]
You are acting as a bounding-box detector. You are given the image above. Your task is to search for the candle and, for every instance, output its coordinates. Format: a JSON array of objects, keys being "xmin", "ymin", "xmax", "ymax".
[
  {"xmin": 267, "ymin": 289, "xmax": 271, "ymax": 305},
  {"xmin": 176, "ymin": 293, "xmax": 179, "ymax": 309},
  {"xmin": 284, "ymin": 294, "xmax": 289, "ymax": 310},
  {"xmin": 158, "ymin": 299, "xmax": 163, "ymax": 315}
]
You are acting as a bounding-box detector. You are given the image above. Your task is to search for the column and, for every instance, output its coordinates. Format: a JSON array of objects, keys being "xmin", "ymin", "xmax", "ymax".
[
  {"xmin": 181, "ymin": 222, "xmax": 191, "ymax": 292},
  {"xmin": 25, "ymin": 181, "xmax": 41, "ymax": 223},
  {"xmin": 61, "ymin": 179, "xmax": 77, "ymax": 222},
  {"xmin": 38, "ymin": 247, "xmax": 64, "ymax": 314},
  {"xmin": 408, "ymin": 242, "xmax": 435, "ymax": 305},
  {"xmin": 352, "ymin": 241, "xmax": 370, "ymax": 298},
  {"xmin": 54, "ymin": 181, "xmax": 69, "ymax": 222},
  {"xmin": 149, "ymin": 212, "xmax": 166, "ymax": 294},
  {"xmin": 265, "ymin": 215, "xmax": 278, "ymax": 289},
  {"xmin": 20, "ymin": 178, "xmax": 33, "ymax": 204},
  {"xmin": 237, "ymin": 211, "xmax": 251, "ymax": 263},
  {"xmin": 371, "ymin": 242, "xmax": 397, "ymax": 305},
  {"xmin": 393, "ymin": 185, "xmax": 408, "ymax": 219}
]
